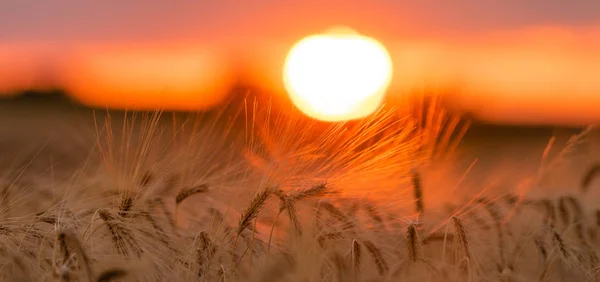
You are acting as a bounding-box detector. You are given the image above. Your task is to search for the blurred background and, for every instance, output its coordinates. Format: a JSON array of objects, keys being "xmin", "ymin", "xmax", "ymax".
[
  {"xmin": 1, "ymin": 0, "xmax": 599, "ymax": 125},
  {"xmin": 1, "ymin": 1, "xmax": 599, "ymax": 199}
]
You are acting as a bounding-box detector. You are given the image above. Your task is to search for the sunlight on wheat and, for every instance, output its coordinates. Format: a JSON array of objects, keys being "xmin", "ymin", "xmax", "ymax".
[{"xmin": 0, "ymin": 93, "xmax": 598, "ymax": 282}]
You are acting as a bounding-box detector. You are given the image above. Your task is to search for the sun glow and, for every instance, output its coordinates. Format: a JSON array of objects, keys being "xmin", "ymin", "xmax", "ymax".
[
  {"xmin": 64, "ymin": 46, "xmax": 231, "ymax": 110},
  {"xmin": 283, "ymin": 27, "xmax": 393, "ymax": 122}
]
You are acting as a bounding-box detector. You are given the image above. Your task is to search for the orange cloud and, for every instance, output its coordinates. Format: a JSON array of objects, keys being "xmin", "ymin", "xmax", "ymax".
[
  {"xmin": 0, "ymin": 43, "xmax": 66, "ymax": 95},
  {"xmin": 385, "ymin": 26, "xmax": 600, "ymax": 125},
  {"xmin": 63, "ymin": 44, "xmax": 233, "ymax": 110}
]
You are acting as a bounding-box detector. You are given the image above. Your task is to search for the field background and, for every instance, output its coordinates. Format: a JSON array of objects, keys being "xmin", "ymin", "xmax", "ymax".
[
  {"xmin": 1, "ymin": 92, "xmax": 592, "ymax": 196},
  {"xmin": 2, "ymin": 92, "xmax": 600, "ymax": 281}
]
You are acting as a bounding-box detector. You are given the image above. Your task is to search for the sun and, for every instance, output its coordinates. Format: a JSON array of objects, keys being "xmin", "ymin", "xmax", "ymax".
[{"xmin": 283, "ymin": 27, "xmax": 393, "ymax": 122}]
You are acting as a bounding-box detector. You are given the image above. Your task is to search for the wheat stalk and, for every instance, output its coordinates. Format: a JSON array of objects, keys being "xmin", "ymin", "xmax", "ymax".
[
  {"xmin": 406, "ymin": 223, "xmax": 421, "ymax": 263},
  {"xmin": 237, "ymin": 187, "xmax": 274, "ymax": 236},
  {"xmin": 196, "ymin": 231, "xmax": 217, "ymax": 278},
  {"xmin": 552, "ymin": 228, "xmax": 569, "ymax": 259},
  {"xmin": 476, "ymin": 197, "xmax": 506, "ymax": 266},
  {"xmin": 175, "ymin": 184, "xmax": 209, "ymax": 205},
  {"xmin": 98, "ymin": 209, "xmax": 142, "ymax": 258},
  {"xmin": 582, "ymin": 162, "xmax": 600, "ymax": 193},
  {"xmin": 118, "ymin": 191, "xmax": 134, "ymax": 218},
  {"xmin": 58, "ymin": 230, "xmax": 94, "ymax": 282},
  {"xmin": 351, "ymin": 239, "xmax": 362, "ymax": 274},
  {"xmin": 411, "ymin": 171, "xmax": 424, "ymax": 219},
  {"xmin": 273, "ymin": 189, "xmax": 302, "ymax": 235},
  {"xmin": 451, "ymin": 216, "xmax": 472, "ymax": 262},
  {"xmin": 363, "ymin": 240, "xmax": 388, "ymax": 276},
  {"xmin": 233, "ymin": 187, "xmax": 274, "ymax": 265},
  {"xmin": 96, "ymin": 268, "xmax": 128, "ymax": 282},
  {"xmin": 287, "ymin": 183, "xmax": 333, "ymax": 202}
]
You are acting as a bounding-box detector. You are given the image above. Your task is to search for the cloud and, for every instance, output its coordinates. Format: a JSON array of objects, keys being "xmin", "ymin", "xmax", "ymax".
[{"xmin": 384, "ymin": 25, "xmax": 600, "ymax": 125}]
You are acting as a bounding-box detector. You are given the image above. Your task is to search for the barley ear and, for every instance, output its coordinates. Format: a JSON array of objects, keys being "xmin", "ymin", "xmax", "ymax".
[
  {"xmin": 406, "ymin": 223, "xmax": 421, "ymax": 263},
  {"xmin": 582, "ymin": 162, "xmax": 600, "ymax": 193},
  {"xmin": 237, "ymin": 187, "xmax": 274, "ymax": 236},
  {"xmin": 176, "ymin": 184, "xmax": 209, "ymax": 205},
  {"xmin": 351, "ymin": 239, "xmax": 362, "ymax": 274},
  {"xmin": 96, "ymin": 268, "xmax": 128, "ymax": 282},
  {"xmin": 363, "ymin": 240, "xmax": 389, "ymax": 276},
  {"xmin": 451, "ymin": 217, "xmax": 471, "ymax": 262},
  {"xmin": 411, "ymin": 171, "xmax": 424, "ymax": 219}
]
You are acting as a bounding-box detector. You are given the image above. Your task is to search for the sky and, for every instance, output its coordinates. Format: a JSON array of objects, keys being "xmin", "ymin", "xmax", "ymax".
[
  {"xmin": 1, "ymin": 1, "xmax": 599, "ymax": 125},
  {"xmin": 2, "ymin": 1, "xmax": 599, "ymax": 42}
]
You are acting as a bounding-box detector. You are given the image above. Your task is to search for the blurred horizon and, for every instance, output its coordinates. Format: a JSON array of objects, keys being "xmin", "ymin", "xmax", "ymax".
[{"xmin": 0, "ymin": 87, "xmax": 591, "ymax": 130}]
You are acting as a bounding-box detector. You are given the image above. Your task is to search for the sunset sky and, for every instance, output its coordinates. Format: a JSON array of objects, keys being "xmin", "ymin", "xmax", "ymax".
[
  {"xmin": 2, "ymin": 1, "xmax": 599, "ymax": 40},
  {"xmin": 1, "ymin": 1, "xmax": 599, "ymax": 125}
]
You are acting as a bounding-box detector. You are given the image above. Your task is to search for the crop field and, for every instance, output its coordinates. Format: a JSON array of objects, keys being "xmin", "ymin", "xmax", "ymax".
[{"xmin": 0, "ymin": 94, "xmax": 598, "ymax": 282}]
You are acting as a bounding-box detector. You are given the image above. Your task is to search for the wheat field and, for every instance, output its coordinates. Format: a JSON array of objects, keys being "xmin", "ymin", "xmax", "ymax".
[{"xmin": 0, "ymin": 94, "xmax": 599, "ymax": 282}]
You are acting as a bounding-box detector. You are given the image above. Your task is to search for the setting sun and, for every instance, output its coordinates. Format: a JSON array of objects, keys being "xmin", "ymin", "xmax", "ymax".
[{"xmin": 283, "ymin": 27, "xmax": 393, "ymax": 122}]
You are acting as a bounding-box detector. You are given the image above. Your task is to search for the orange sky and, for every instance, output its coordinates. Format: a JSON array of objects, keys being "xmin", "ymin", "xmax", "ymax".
[{"xmin": 1, "ymin": 1, "xmax": 599, "ymax": 125}]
